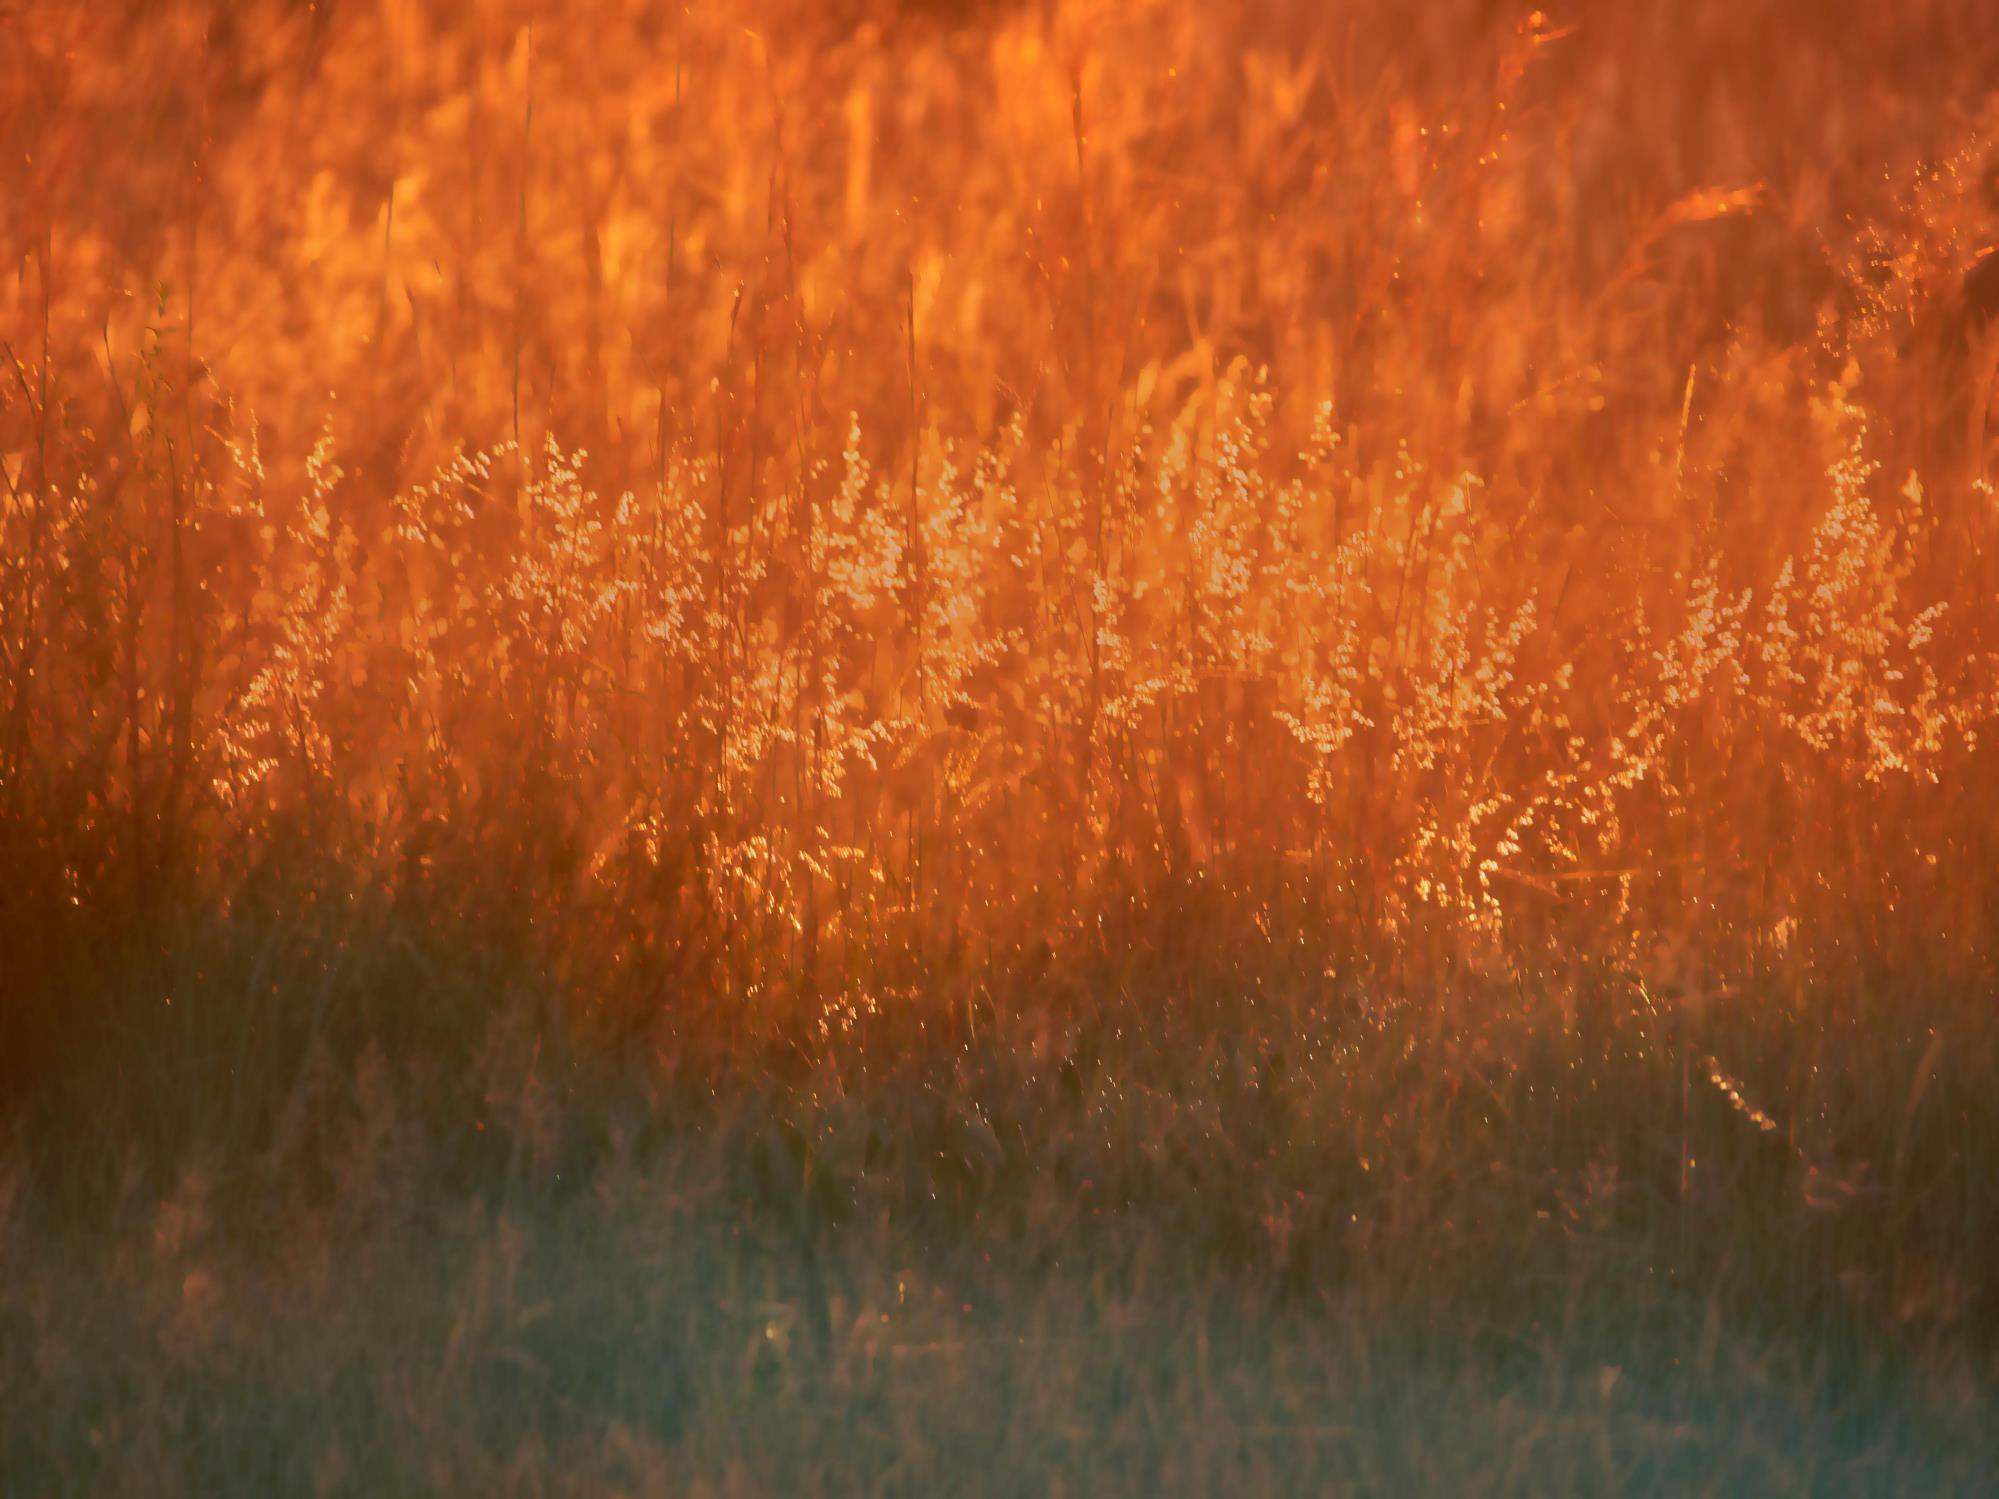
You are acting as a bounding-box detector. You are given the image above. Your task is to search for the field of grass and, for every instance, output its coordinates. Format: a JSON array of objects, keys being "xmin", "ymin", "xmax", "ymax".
[{"xmin": 4, "ymin": 0, "xmax": 1999, "ymax": 1491}]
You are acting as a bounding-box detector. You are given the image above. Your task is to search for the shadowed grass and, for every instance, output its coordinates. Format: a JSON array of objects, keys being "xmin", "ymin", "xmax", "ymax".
[{"xmin": 3, "ymin": 902, "xmax": 1993, "ymax": 1495}]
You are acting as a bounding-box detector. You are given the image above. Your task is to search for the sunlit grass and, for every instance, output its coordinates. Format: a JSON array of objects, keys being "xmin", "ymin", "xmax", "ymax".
[{"xmin": 2, "ymin": 0, "xmax": 1998, "ymax": 1491}]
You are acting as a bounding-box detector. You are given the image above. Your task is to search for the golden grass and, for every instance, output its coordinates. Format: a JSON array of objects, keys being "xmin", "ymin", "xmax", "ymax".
[{"xmin": 2, "ymin": 0, "xmax": 1998, "ymax": 1491}]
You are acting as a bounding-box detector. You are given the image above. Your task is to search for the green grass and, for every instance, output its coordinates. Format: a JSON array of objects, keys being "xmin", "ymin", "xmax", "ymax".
[
  {"xmin": 3, "ymin": 899, "xmax": 1992, "ymax": 1496},
  {"xmin": 4, "ymin": 1192, "xmax": 1987, "ymax": 1495}
]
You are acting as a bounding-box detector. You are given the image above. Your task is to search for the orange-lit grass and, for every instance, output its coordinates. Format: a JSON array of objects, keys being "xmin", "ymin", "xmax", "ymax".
[{"xmin": 4, "ymin": 0, "xmax": 1999, "ymax": 1490}]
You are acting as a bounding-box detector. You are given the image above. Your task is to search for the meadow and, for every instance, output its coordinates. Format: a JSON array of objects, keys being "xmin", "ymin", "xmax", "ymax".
[{"xmin": 3, "ymin": 0, "xmax": 1998, "ymax": 1491}]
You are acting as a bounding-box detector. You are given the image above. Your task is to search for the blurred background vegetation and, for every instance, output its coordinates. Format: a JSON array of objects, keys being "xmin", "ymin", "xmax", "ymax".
[{"xmin": 3, "ymin": 1, "xmax": 1998, "ymax": 1490}]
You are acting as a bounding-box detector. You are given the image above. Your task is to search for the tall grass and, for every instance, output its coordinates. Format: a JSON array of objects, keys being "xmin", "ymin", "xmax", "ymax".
[{"xmin": 2, "ymin": 0, "xmax": 1998, "ymax": 1490}]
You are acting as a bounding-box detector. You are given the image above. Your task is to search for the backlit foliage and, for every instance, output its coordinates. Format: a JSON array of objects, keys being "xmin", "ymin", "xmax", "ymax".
[{"xmin": 3, "ymin": 0, "xmax": 1998, "ymax": 1058}]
